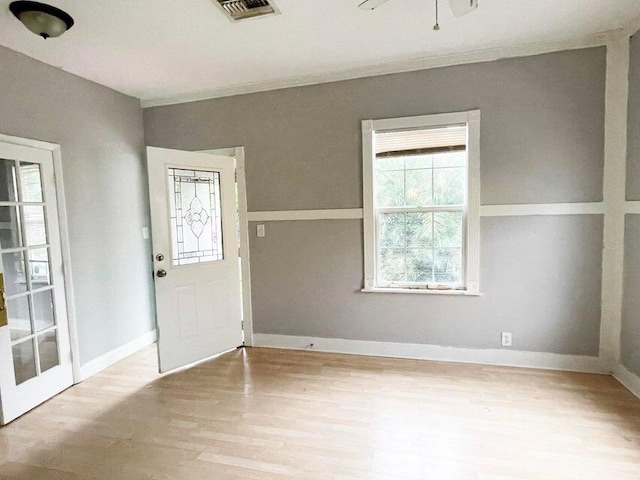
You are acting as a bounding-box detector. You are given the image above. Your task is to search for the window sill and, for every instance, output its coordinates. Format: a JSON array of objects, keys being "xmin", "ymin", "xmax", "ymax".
[{"xmin": 361, "ymin": 287, "xmax": 483, "ymax": 296}]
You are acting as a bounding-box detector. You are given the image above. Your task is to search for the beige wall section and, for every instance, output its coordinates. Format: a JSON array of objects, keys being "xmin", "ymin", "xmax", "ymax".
[
  {"xmin": 143, "ymin": 47, "xmax": 607, "ymax": 355},
  {"xmin": 0, "ymin": 46, "xmax": 155, "ymax": 365},
  {"xmin": 144, "ymin": 47, "xmax": 606, "ymax": 210}
]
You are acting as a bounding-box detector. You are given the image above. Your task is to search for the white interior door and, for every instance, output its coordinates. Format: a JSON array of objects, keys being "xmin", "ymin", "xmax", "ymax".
[
  {"xmin": 147, "ymin": 147, "xmax": 243, "ymax": 373},
  {"xmin": 0, "ymin": 140, "xmax": 73, "ymax": 425}
]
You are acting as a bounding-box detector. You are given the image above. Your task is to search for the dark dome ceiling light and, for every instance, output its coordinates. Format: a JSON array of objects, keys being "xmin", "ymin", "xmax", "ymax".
[{"xmin": 9, "ymin": 1, "xmax": 74, "ymax": 39}]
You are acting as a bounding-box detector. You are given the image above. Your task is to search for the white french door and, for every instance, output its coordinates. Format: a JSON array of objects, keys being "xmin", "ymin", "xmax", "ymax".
[
  {"xmin": 0, "ymin": 140, "xmax": 73, "ymax": 425},
  {"xmin": 147, "ymin": 147, "xmax": 243, "ymax": 373}
]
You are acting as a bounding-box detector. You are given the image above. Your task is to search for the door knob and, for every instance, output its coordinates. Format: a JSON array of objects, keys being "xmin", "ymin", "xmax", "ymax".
[{"xmin": 156, "ymin": 269, "xmax": 167, "ymax": 278}]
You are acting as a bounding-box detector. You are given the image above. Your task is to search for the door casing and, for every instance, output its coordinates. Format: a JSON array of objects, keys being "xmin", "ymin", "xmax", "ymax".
[{"xmin": 197, "ymin": 146, "xmax": 253, "ymax": 346}]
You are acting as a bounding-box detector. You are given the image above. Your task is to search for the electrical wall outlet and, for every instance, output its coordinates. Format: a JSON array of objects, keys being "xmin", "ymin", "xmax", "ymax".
[
  {"xmin": 501, "ymin": 332, "xmax": 513, "ymax": 347},
  {"xmin": 257, "ymin": 224, "xmax": 265, "ymax": 238}
]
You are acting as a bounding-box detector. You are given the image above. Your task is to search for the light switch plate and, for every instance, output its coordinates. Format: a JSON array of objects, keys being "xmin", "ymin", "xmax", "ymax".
[{"xmin": 257, "ymin": 224, "xmax": 265, "ymax": 238}]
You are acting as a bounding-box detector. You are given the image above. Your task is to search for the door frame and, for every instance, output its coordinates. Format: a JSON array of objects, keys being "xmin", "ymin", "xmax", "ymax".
[
  {"xmin": 0, "ymin": 133, "xmax": 81, "ymax": 383},
  {"xmin": 197, "ymin": 146, "xmax": 253, "ymax": 346}
]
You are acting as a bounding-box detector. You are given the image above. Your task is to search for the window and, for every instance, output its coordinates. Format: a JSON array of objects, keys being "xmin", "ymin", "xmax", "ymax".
[{"xmin": 362, "ymin": 111, "xmax": 480, "ymax": 294}]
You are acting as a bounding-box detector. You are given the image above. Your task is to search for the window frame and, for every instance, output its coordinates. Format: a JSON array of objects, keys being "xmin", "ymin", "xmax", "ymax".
[{"xmin": 362, "ymin": 110, "xmax": 481, "ymax": 295}]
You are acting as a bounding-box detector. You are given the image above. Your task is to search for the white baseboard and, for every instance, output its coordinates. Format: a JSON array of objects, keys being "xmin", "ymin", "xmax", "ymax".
[
  {"xmin": 612, "ymin": 364, "xmax": 640, "ymax": 399},
  {"xmin": 252, "ymin": 334, "xmax": 605, "ymax": 374},
  {"xmin": 78, "ymin": 330, "xmax": 157, "ymax": 382}
]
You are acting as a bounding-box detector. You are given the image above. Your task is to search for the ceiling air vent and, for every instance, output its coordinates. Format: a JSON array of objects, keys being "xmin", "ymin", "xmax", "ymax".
[{"xmin": 214, "ymin": 0, "xmax": 280, "ymax": 21}]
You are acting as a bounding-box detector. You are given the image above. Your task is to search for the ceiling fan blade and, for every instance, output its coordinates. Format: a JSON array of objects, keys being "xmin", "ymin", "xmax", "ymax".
[
  {"xmin": 449, "ymin": 0, "xmax": 478, "ymax": 17},
  {"xmin": 358, "ymin": 0, "xmax": 390, "ymax": 10}
]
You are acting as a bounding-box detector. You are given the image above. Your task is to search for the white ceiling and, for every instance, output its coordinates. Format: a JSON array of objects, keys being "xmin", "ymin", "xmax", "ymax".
[{"xmin": 0, "ymin": 0, "xmax": 639, "ymax": 104}]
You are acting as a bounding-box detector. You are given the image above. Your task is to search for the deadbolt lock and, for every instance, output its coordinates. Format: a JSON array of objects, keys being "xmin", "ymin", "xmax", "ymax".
[{"xmin": 156, "ymin": 254, "xmax": 164, "ymax": 262}]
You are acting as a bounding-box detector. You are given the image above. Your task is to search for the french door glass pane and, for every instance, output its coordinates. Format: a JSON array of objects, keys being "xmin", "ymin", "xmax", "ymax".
[
  {"xmin": 1, "ymin": 156, "xmax": 60, "ymax": 385},
  {"xmin": 12, "ymin": 339, "xmax": 37, "ymax": 385},
  {"xmin": 22, "ymin": 205, "xmax": 47, "ymax": 246},
  {"xmin": 0, "ymin": 159, "xmax": 17, "ymax": 203},
  {"xmin": 2, "ymin": 251, "xmax": 27, "ymax": 295},
  {"xmin": 19, "ymin": 162, "xmax": 43, "ymax": 203},
  {"xmin": 0, "ymin": 206, "xmax": 22, "ymax": 250},
  {"xmin": 33, "ymin": 289, "xmax": 55, "ymax": 332},
  {"xmin": 168, "ymin": 168, "xmax": 224, "ymax": 266},
  {"xmin": 28, "ymin": 248, "xmax": 51, "ymax": 287},
  {"xmin": 38, "ymin": 331, "xmax": 59, "ymax": 373},
  {"xmin": 7, "ymin": 296, "xmax": 31, "ymax": 341}
]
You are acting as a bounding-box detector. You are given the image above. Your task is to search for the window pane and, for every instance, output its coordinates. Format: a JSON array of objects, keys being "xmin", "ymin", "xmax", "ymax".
[
  {"xmin": 19, "ymin": 162, "xmax": 43, "ymax": 202},
  {"xmin": 434, "ymin": 248, "xmax": 462, "ymax": 284},
  {"xmin": 2, "ymin": 251, "xmax": 27, "ymax": 296},
  {"xmin": 23, "ymin": 205, "xmax": 47, "ymax": 246},
  {"xmin": 27, "ymin": 248, "xmax": 51, "ymax": 287},
  {"xmin": 0, "ymin": 206, "xmax": 22, "ymax": 249},
  {"xmin": 378, "ymin": 248, "xmax": 405, "ymax": 282},
  {"xmin": 169, "ymin": 169, "xmax": 224, "ymax": 266},
  {"xmin": 375, "ymin": 170, "xmax": 404, "ymax": 207},
  {"xmin": 432, "ymin": 151, "xmax": 466, "ymax": 168},
  {"xmin": 38, "ymin": 330, "xmax": 59, "ymax": 373},
  {"xmin": 405, "ymin": 155, "xmax": 432, "ymax": 169},
  {"xmin": 405, "ymin": 213, "xmax": 432, "ymax": 247},
  {"xmin": 405, "ymin": 169, "xmax": 432, "ymax": 206},
  {"xmin": 376, "ymin": 157, "xmax": 404, "ymax": 171},
  {"xmin": 33, "ymin": 289, "xmax": 55, "ymax": 332},
  {"xmin": 433, "ymin": 167, "xmax": 465, "ymax": 205},
  {"xmin": 434, "ymin": 212, "xmax": 463, "ymax": 248},
  {"xmin": 407, "ymin": 248, "xmax": 433, "ymax": 283},
  {"xmin": 13, "ymin": 339, "xmax": 37, "ymax": 385},
  {"xmin": 8, "ymin": 296, "xmax": 32, "ymax": 341},
  {"xmin": 379, "ymin": 213, "xmax": 405, "ymax": 248},
  {"xmin": 0, "ymin": 159, "xmax": 17, "ymax": 203}
]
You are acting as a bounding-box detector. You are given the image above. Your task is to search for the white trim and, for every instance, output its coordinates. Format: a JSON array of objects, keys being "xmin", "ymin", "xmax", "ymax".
[
  {"xmin": 252, "ymin": 334, "xmax": 605, "ymax": 374},
  {"xmin": 0, "ymin": 133, "xmax": 82, "ymax": 383},
  {"xmin": 247, "ymin": 209, "xmax": 364, "ymax": 222},
  {"xmin": 624, "ymin": 201, "xmax": 640, "ymax": 214},
  {"xmin": 142, "ymin": 31, "xmax": 614, "ymax": 108},
  {"xmin": 51, "ymin": 147, "xmax": 82, "ymax": 383},
  {"xmin": 362, "ymin": 110, "xmax": 481, "ymax": 294},
  {"xmin": 599, "ymin": 37, "xmax": 630, "ymax": 371},
  {"xmin": 235, "ymin": 149, "xmax": 254, "ymax": 346},
  {"xmin": 244, "ymin": 204, "xmax": 611, "ymax": 222},
  {"xmin": 480, "ymin": 202, "xmax": 605, "ymax": 217},
  {"xmin": 612, "ymin": 364, "xmax": 640, "ymax": 400},
  {"xmin": 79, "ymin": 330, "xmax": 157, "ymax": 381},
  {"xmin": 199, "ymin": 147, "xmax": 254, "ymax": 346},
  {"xmin": 361, "ymin": 287, "xmax": 482, "ymax": 296}
]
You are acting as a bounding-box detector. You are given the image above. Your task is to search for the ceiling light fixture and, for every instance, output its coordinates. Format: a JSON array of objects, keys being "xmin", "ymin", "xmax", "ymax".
[{"xmin": 9, "ymin": 1, "xmax": 74, "ymax": 39}]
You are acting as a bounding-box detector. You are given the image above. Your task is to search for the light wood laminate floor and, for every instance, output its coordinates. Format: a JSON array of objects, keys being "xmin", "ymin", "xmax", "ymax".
[{"xmin": 1, "ymin": 346, "xmax": 639, "ymax": 479}]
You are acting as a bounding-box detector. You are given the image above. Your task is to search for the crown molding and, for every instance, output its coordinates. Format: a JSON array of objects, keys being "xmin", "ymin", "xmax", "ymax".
[{"xmin": 142, "ymin": 29, "xmax": 625, "ymax": 109}]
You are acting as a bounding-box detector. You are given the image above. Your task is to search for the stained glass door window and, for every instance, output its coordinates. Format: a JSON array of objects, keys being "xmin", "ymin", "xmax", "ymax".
[{"xmin": 168, "ymin": 168, "xmax": 224, "ymax": 266}]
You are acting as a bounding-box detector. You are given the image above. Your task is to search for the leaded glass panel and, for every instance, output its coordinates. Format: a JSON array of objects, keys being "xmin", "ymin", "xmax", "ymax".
[{"xmin": 168, "ymin": 168, "xmax": 224, "ymax": 266}]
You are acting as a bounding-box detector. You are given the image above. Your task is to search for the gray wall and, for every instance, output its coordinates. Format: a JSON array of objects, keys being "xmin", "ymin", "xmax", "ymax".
[
  {"xmin": 627, "ymin": 33, "xmax": 640, "ymax": 200},
  {"xmin": 144, "ymin": 47, "xmax": 606, "ymax": 355},
  {"xmin": 622, "ymin": 32, "xmax": 640, "ymax": 376},
  {"xmin": 0, "ymin": 46, "xmax": 155, "ymax": 364},
  {"xmin": 622, "ymin": 215, "xmax": 640, "ymax": 376}
]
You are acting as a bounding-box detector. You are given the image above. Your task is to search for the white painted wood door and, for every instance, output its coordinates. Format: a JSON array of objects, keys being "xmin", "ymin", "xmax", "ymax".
[
  {"xmin": 147, "ymin": 147, "xmax": 243, "ymax": 373},
  {"xmin": 0, "ymin": 141, "xmax": 73, "ymax": 425}
]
